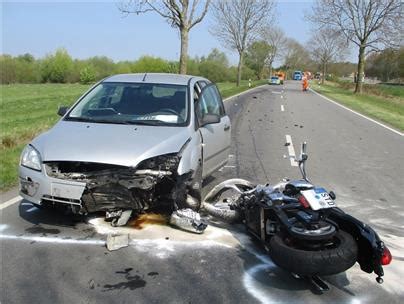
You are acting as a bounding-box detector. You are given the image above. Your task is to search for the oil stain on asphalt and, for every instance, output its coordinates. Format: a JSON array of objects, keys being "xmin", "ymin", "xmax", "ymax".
[
  {"xmin": 103, "ymin": 268, "xmax": 147, "ymax": 291},
  {"xmin": 25, "ymin": 225, "xmax": 60, "ymax": 235}
]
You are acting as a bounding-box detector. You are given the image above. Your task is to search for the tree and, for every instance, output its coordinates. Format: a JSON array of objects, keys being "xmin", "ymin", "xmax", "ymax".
[
  {"xmin": 244, "ymin": 41, "xmax": 272, "ymax": 79},
  {"xmin": 309, "ymin": 0, "xmax": 402, "ymax": 93},
  {"xmin": 260, "ymin": 26, "xmax": 287, "ymax": 77},
  {"xmin": 199, "ymin": 49, "xmax": 229, "ymax": 82},
  {"xmin": 365, "ymin": 47, "xmax": 402, "ymax": 82},
  {"xmin": 119, "ymin": 0, "xmax": 211, "ymax": 75},
  {"xmin": 0, "ymin": 55, "xmax": 17, "ymax": 84},
  {"xmin": 131, "ymin": 56, "xmax": 171, "ymax": 73},
  {"xmin": 283, "ymin": 39, "xmax": 312, "ymax": 74},
  {"xmin": 79, "ymin": 66, "xmax": 96, "ymax": 84},
  {"xmin": 210, "ymin": 0, "xmax": 275, "ymax": 86},
  {"xmin": 308, "ymin": 28, "xmax": 348, "ymax": 84},
  {"xmin": 41, "ymin": 48, "xmax": 73, "ymax": 83}
]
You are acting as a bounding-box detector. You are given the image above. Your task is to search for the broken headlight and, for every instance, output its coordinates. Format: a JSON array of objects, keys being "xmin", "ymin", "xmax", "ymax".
[
  {"xmin": 137, "ymin": 154, "xmax": 180, "ymax": 171},
  {"xmin": 20, "ymin": 145, "xmax": 42, "ymax": 171}
]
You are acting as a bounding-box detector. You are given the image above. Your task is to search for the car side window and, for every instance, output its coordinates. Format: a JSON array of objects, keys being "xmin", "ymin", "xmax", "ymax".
[{"xmin": 196, "ymin": 84, "xmax": 224, "ymax": 118}]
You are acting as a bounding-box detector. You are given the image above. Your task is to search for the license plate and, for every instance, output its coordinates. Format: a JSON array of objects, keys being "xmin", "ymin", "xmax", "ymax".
[
  {"xmin": 301, "ymin": 187, "xmax": 336, "ymax": 210},
  {"xmin": 51, "ymin": 182, "xmax": 85, "ymax": 200}
]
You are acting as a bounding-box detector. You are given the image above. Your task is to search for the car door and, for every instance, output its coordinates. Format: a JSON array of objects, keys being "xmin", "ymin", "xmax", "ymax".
[{"xmin": 196, "ymin": 83, "xmax": 231, "ymax": 178}]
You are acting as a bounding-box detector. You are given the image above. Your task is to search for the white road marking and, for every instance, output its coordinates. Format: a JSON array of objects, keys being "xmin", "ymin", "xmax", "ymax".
[
  {"xmin": 224, "ymin": 165, "xmax": 236, "ymax": 168},
  {"xmin": 280, "ymin": 95, "xmax": 284, "ymax": 99},
  {"xmin": 285, "ymin": 135, "xmax": 298, "ymax": 167},
  {"xmin": 271, "ymin": 91, "xmax": 282, "ymax": 94},
  {"xmin": 0, "ymin": 196, "xmax": 22, "ymax": 210},
  {"xmin": 281, "ymin": 105, "xmax": 285, "ymax": 112},
  {"xmin": 310, "ymin": 88, "xmax": 403, "ymax": 137},
  {"xmin": 0, "ymin": 234, "xmax": 106, "ymax": 245}
]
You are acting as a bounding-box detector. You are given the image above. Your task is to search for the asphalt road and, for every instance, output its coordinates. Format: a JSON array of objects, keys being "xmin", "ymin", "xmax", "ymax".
[{"xmin": 1, "ymin": 81, "xmax": 403, "ymax": 304}]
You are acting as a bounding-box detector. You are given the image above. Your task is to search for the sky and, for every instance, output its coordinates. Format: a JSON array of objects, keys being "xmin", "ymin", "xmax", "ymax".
[{"xmin": 1, "ymin": 0, "xmax": 330, "ymax": 66}]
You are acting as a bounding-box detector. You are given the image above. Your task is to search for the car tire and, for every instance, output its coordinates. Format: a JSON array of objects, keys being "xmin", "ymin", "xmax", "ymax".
[{"xmin": 269, "ymin": 230, "xmax": 358, "ymax": 276}]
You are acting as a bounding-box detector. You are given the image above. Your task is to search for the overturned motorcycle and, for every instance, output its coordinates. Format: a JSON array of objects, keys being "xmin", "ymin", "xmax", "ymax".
[{"xmin": 201, "ymin": 142, "xmax": 392, "ymax": 291}]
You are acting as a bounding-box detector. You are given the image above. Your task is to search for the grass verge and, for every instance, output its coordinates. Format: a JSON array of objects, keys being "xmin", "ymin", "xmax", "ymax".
[
  {"xmin": 310, "ymin": 81, "xmax": 404, "ymax": 132},
  {"xmin": 0, "ymin": 80, "xmax": 267, "ymax": 191}
]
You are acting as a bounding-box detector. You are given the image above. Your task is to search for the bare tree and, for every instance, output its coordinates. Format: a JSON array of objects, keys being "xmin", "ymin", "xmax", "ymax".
[
  {"xmin": 283, "ymin": 38, "xmax": 312, "ymax": 73},
  {"xmin": 210, "ymin": 0, "xmax": 275, "ymax": 86},
  {"xmin": 308, "ymin": 28, "xmax": 348, "ymax": 84},
  {"xmin": 309, "ymin": 0, "xmax": 402, "ymax": 93},
  {"xmin": 260, "ymin": 26, "xmax": 287, "ymax": 77},
  {"xmin": 119, "ymin": 0, "xmax": 211, "ymax": 74}
]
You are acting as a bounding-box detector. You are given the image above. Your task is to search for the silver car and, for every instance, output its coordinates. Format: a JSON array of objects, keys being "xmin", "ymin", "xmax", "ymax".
[{"xmin": 19, "ymin": 73, "xmax": 231, "ymax": 216}]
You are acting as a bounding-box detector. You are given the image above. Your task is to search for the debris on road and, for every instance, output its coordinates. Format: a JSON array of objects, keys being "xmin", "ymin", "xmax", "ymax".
[
  {"xmin": 106, "ymin": 234, "xmax": 129, "ymax": 251},
  {"xmin": 111, "ymin": 210, "xmax": 133, "ymax": 227},
  {"xmin": 169, "ymin": 208, "xmax": 207, "ymax": 234}
]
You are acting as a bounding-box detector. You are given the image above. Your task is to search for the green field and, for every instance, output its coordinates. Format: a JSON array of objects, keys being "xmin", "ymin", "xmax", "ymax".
[
  {"xmin": 0, "ymin": 80, "xmax": 266, "ymax": 190},
  {"xmin": 310, "ymin": 81, "xmax": 404, "ymax": 132}
]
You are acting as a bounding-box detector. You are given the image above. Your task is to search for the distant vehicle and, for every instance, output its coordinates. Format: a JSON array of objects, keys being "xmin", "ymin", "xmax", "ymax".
[
  {"xmin": 315, "ymin": 72, "xmax": 321, "ymax": 80},
  {"xmin": 275, "ymin": 71, "xmax": 286, "ymax": 84},
  {"xmin": 293, "ymin": 71, "xmax": 303, "ymax": 81},
  {"xmin": 269, "ymin": 76, "xmax": 281, "ymax": 85}
]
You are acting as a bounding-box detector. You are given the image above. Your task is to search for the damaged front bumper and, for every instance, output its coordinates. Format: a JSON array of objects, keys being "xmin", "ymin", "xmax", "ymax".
[{"xmin": 19, "ymin": 155, "xmax": 198, "ymax": 215}]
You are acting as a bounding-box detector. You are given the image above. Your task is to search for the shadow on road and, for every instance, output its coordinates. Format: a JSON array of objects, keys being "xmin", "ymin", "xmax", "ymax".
[{"xmin": 18, "ymin": 199, "xmax": 85, "ymax": 229}]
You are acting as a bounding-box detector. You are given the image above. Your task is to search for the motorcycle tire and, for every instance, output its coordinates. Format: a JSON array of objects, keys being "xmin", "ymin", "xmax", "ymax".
[{"xmin": 269, "ymin": 230, "xmax": 358, "ymax": 276}]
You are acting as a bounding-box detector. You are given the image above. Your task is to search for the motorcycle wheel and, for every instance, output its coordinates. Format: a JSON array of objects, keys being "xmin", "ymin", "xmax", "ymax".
[{"xmin": 269, "ymin": 230, "xmax": 358, "ymax": 276}]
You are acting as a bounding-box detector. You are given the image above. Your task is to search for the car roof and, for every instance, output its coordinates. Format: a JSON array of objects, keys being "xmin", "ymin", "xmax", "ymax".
[{"xmin": 103, "ymin": 73, "xmax": 204, "ymax": 85}]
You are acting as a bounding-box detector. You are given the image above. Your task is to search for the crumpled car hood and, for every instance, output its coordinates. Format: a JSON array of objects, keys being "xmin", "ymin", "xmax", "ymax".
[{"xmin": 32, "ymin": 121, "xmax": 191, "ymax": 167}]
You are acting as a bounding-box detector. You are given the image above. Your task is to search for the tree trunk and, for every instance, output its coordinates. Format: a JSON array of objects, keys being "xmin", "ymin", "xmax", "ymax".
[
  {"xmin": 237, "ymin": 52, "xmax": 243, "ymax": 87},
  {"xmin": 268, "ymin": 62, "xmax": 273, "ymax": 79},
  {"xmin": 179, "ymin": 27, "xmax": 189, "ymax": 75},
  {"xmin": 322, "ymin": 62, "xmax": 326, "ymax": 85},
  {"xmin": 355, "ymin": 45, "xmax": 366, "ymax": 93}
]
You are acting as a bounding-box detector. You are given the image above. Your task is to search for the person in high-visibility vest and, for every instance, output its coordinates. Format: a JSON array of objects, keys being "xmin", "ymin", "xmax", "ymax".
[{"xmin": 302, "ymin": 76, "xmax": 309, "ymax": 91}]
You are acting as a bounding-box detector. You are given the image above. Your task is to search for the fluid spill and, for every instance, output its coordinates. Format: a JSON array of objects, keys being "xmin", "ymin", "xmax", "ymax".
[{"xmin": 129, "ymin": 213, "xmax": 168, "ymax": 230}]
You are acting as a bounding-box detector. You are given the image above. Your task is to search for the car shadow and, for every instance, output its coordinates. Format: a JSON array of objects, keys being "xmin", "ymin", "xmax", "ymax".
[{"xmin": 18, "ymin": 199, "xmax": 85, "ymax": 228}]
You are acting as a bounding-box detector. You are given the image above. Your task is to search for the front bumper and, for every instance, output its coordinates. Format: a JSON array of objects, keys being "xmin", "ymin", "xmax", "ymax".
[
  {"xmin": 19, "ymin": 165, "xmax": 86, "ymax": 207},
  {"xmin": 19, "ymin": 161, "xmax": 196, "ymax": 214}
]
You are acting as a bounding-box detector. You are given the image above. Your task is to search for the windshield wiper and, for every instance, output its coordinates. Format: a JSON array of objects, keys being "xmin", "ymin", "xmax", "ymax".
[
  {"xmin": 65, "ymin": 117, "xmax": 132, "ymax": 125},
  {"xmin": 64, "ymin": 116, "xmax": 95, "ymax": 123},
  {"xmin": 127, "ymin": 120, "xmax": 170, "ymax": 126}
]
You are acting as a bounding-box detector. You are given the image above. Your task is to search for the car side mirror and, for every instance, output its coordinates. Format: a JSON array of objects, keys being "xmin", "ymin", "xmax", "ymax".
[
  {"xmin": 201, "ymin": 114, "xmax": 220, "ymax": 127},
  {"xmin": 57, "ymin": 106, "xmax": 69, "ymax": 116}
]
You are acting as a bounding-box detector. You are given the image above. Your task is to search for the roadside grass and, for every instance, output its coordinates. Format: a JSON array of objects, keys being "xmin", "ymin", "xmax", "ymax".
[
  {"xmin": 0, "ymin": 83, "xmax": 90, "ymax": 189},
  {"xmin": 217, "ymin": 79, "xmax": 267, "ymax": 98},
  {"xmin": 0, "ymin": 80, "xmax": 267, "ymax": 191},
  {"xmin": 377, "ymin": 84, "xmax": 404, "ymax": 98},
  {"xmin": 310, "ymin": 81, "xmax": 404, "ymax": 132}
]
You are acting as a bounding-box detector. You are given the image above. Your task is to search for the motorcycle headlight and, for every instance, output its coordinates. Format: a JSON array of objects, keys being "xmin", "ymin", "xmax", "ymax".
[{"xmin": 20, "ymin": 145, "xmax": 42, "ymax": 171}]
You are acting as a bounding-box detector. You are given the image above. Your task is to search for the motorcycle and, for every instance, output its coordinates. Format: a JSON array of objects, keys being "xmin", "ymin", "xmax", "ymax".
[{"xmin": 202, "ymin": 142, "xmax": 392, "ymax": 291}]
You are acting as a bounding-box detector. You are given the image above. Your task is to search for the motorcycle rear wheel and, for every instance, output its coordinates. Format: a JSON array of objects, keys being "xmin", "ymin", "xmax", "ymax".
[{"xmin": 269, "ymin": 230, "xmax": 358, "ymax": 276}]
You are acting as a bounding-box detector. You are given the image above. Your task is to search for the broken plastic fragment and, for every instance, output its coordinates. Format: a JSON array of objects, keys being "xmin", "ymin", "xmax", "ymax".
[
  {"xmin": 111, "ymin": 210, "xmax": 133, "ymax": 227},
  {"xmin": 106, "ymin": 234, "xmax": 129, "ymax": 251},
  {"xmin": 169, "ymin": 208, "xmax": 207, "ymax": 234}
]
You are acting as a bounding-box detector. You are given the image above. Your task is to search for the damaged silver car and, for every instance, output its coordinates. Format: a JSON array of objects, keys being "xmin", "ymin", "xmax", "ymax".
[{"xmin": 19, "ymin": 73, "xmax": 231, "ymax": 230}]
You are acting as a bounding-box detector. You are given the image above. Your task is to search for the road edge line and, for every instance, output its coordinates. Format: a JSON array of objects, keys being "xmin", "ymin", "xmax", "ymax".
[
  {"xmin": 0, "ymin": 195, "xmax": 22, "ymax": 210},
  {"xmin": 310, "ymin": 88, "xmax": 403, "ymax": 137},
  {"xmin": 223, "ymin": 84, "xmax": 267, "ymax": 102}
]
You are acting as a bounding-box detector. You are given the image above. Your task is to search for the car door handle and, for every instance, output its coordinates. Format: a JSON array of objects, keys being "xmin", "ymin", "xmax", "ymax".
[{"xmin": 224, "ymin": 125, "xmax": 230, "ymax": 131}]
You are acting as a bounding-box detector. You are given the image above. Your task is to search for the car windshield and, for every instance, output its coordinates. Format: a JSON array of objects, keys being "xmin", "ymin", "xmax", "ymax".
[
  {"xmin": 271, "ymin": 77, "xmax": 278, "ymax": 80},
  {"xmin": 66, "ymin": 82, "xmax": 188, "ymax": 126}
]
